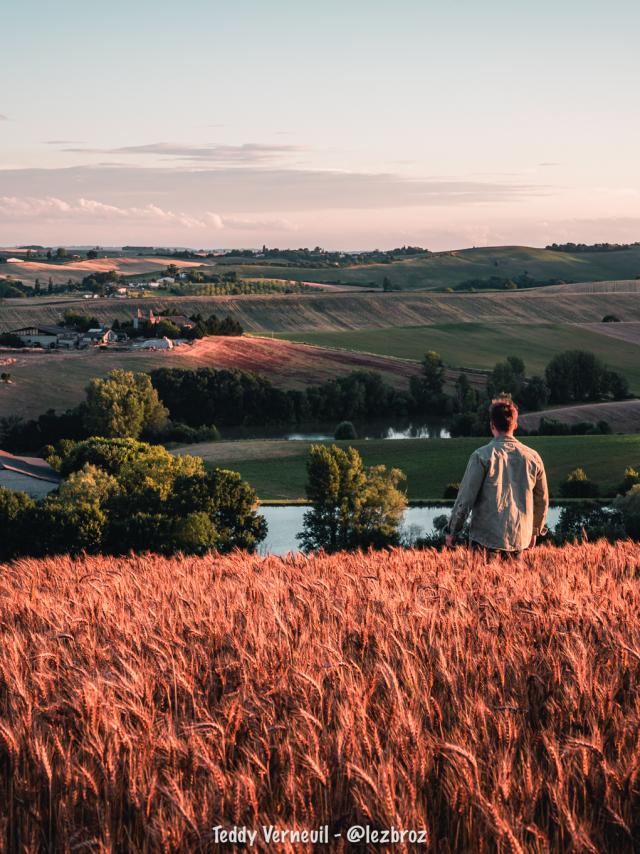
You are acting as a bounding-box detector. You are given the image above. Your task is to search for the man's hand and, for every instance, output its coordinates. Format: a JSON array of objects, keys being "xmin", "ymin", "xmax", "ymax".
[
  {"xmin": 527, "ymin": 534, "xmax": 537, "ymax": 550},
  {"xmin": 445, "ymin": 533, "xmax": 455, "ymax": 548}
]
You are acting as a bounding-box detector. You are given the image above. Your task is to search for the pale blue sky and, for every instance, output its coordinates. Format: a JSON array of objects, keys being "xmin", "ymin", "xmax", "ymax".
[{"xmin": 1, "ymin": 0, "xmax": 639, "ymax": 248}]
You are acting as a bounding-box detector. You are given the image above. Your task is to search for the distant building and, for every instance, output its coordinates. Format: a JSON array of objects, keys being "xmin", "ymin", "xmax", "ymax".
[
  {"xmin": 0, "ymin": 450, "xmax": 61, "ymax": 499},
  {"xmin": 80, "ymin": 328, "xmax": 118, "ymax": 347},
  {"xmin": 133, "ymin": 309, "xmax": 195, "ymax": 330},
  {"xmin": 133, "ymin": 336, "xmax": 174, "ymax": 350},
  {"xmin": 9, "ymin": 325, "xmax": 68, "ymax": 348}
]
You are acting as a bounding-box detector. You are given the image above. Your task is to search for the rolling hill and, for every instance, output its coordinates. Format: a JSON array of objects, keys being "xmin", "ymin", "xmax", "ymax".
[
  {"xmin": 4, "ymin": 244, "xmax": 640, "ymax": 291},
  {"xmin": 3, "ymin": 281, "xmax": 640, "ymax": 335}
]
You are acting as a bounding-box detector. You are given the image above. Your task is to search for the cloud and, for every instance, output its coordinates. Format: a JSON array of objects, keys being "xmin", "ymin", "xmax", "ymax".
[
  {"xmin": 62, "ymin": 141, "xmax": 305, "ymax": 164},
  {"xmin": 0, "ymin": 195, "xmax": 295, "ymax": 232},
  {"xmin": 0, "ymin": 165, "xmax": 543, "ymax": 214},
  {"xmin": 0, "ymin": 114, "xmax": 8, "ymax": 121},
  {"xmin": 538, "ymin": 162, "xmax": 561, "ymax": 167},
  {"xmin": 44, "ymin": 139, "xmax": 84, "ymax": 145}
]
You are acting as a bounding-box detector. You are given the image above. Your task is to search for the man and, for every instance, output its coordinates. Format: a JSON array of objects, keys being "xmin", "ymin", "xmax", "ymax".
[{"xmin": 445, "ymin": 398, "xmax": 548, "ymax": 557}]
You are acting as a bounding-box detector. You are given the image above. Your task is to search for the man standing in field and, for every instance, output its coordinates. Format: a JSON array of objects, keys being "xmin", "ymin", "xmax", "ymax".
[{"xmin": 445, "ymin": 398, "xmax": 548, "ymax": 557}]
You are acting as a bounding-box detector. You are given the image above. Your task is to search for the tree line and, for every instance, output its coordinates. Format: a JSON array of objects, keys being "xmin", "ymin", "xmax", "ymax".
[{"xmin": 0, "ymin": 438, "xmax": 266, "ymax": 561}]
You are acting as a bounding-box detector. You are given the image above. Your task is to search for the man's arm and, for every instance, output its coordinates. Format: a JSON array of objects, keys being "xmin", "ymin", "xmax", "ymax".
[
  {"xmin": 531, "ymin": 463, "xmax": 549, "ymax": 541},
  {"xmin": 445, "ymin": 452, "xmax": 486, "ymax": 544}
]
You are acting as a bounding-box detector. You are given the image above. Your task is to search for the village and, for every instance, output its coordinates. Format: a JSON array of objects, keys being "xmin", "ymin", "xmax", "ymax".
[{"xmin": 4, "ymin": 308, "xmax": 197, "ymax": 352}]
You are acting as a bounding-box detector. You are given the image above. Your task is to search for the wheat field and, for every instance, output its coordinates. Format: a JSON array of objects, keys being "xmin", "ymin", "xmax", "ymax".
[{"xmin": 1, "ymin": 543, "xmax": 639, "ymax": 851}]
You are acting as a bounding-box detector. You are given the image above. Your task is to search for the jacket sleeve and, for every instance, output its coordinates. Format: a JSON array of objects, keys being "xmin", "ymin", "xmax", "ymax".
[
  {"xmin": 532, "ymin": 462, "xmax": 549, "ymax": 536},
  {"xmin": 446, "ymin": 451, "xmax": 486, "ymax": 538}
]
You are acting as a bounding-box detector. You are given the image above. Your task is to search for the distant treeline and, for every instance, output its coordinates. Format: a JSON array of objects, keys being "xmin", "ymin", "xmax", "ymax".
[
  {"xmin": 452, "ymin": 273, "xmax": 566, "ymax": 292},
  {"xmin": 0, "ymin": 366, "xmax": 445, "ymax": 453},
  {"xmin": 144, "ymin": 245, "xmax": 430, "ymax": 266},
  {"xmin": 149, "ymin": 368, "xmax": 422, "ymax": 428},
  {"xmin": 546, "ymin": 242, "xmax": 640, "ymax": 253}
]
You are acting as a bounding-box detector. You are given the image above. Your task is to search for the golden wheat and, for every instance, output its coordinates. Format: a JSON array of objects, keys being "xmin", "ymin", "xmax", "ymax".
[{"xmin": 0, "ymin": 541, "xmax": 639, "ymax": 851}]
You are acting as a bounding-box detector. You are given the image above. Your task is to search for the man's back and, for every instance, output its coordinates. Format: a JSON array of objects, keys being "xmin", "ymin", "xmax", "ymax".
[{"xmin": 447, "ymin": 435, "xmax": 548, "ymax": 552}]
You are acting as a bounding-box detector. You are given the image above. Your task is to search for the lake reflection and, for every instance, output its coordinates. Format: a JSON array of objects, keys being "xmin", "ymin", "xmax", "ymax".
[{"xmin": 258, "ymin": 505, "xmax": 563, "ymax": 556}]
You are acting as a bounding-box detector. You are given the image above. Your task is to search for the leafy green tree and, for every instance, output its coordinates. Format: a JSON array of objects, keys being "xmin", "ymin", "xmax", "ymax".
[
  {"xmin": 298, "ymin": 444, "xmax": 406, "ymax": 552},
  {"xmin": 543, "ymin": 351, "xmax": 626, "ymax": 403},
  {"xmin": 26, "ymin": 498, "xmax": 106, "ymax": 556},
  {"xmin": 618, "ymin": 467, "xmax": 640, "ymax": 496},
  {"xmin": 57, "ymin": 463, "xmax": 122, "ymax": 506},
  {"xmin": 519, "ymin": 375, "xmax": 549, "ymax": 411},
  {"xmin": 83, "ymin": 370, "xmax": 168, "ymax": 438},
  {"xmin": 0, "ymin": 488, "xmax": 35, "ymax": 560},
  {"xmin": 616, "ymin": 485, "xmax": 640, "ymax": 539},
  {"xmin": 559, "ymin": 468, "xmax": 600, "ymax": 498},
  {"xmin": 410, "ymin": 351, "xmax": 449, "ymax": 414},
  {"xmin": 487, "ymin": 356, "xmax": 526, "ymax": 401},
  {"xmin": 334, "ymin": 421, "xmax": 358, "ymax": 439},
  {"xmin": 454, "ymin": 373, "xmax": 479, "ymax": 413}
]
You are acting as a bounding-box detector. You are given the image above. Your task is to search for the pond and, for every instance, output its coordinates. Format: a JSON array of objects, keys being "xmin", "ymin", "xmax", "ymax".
[
  {"xmin": 223, "ymin": 418, "xmax": 450, "ymax": 442},
  {"xmin": 258, "ymin": 505, "xmax": 564, "ymax": 556}
]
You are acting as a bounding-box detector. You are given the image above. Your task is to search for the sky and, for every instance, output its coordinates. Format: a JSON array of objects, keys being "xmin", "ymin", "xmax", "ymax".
[{"xmin": 1, "ymin": 0, "xmax": 639, "ymax": 250}]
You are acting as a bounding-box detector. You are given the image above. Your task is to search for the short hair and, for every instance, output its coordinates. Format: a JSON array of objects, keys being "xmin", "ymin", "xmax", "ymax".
[{"xmin": 489, "ymin": 398, "xmax": 518, "ymax": 432}]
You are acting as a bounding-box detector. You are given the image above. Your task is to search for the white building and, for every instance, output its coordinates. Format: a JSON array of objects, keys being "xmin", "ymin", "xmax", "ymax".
[
  {"xmin": 133, "ymin": 336, "xmax": 174, "ymax": 350},
  {"xmin": 10, "ymin": 325, "xmax": 67, "ymax": 348},
  {"xmin": 0, "ymin": 450, "xmax": 61, "ymax": 499}
]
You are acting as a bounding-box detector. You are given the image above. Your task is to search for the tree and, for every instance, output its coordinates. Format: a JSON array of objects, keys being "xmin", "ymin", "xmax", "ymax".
[
  {"xmin": 618, "ymin": 467, "xmax": 640, "ymax": 495},
  {"xmin": 83, "ymin": 370, "xmax": 169, "ymax": 438},
  {"xmin": 0, "ymin": 373, "xmax": 11, "ymax": 383},
  {"xmin": 545, "ymin": 351, "xmax": 608, "ymax": 403},
  {"xmin": 298, "ymin": 444, "xmax": 406, "ymax": 552},
  {"xmin": 616, "ymin": 485, "xmax": 640, "ymax": 539},
  {"xmin": 519, "ymin": 376, "xmax": 549, "ymax": 411},
  {"xmin": 559, "ymin": 468, "xmax": 600, "ymax": 498},
  {"xmin": 47, "ymin": 438, "xmax": 266, "ymax": 556},
  {"xmin": 487, "ymin": 356, "xmax": 526, "ymax": 402},
  {"xmin": 87, "ymin": 249, "xmax": 98, "ymax": 260},
  {"xmin": 0, "ymin": 488, "xmax": 35, "ymax": 560},
  {"xmin": 410, "ymin": 351, "xmax": 449, "ymax": 414},
  {"xmin": 334, "ymin": 421, "xmax": 358, "ymax": 439}
]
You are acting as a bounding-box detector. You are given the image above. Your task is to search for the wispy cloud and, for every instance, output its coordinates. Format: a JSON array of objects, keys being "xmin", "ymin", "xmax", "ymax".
[
  {"xmin": 0, "ymin": 165, "xmax": 544, "ymax": 214},
  {"xmin": 62, "ymin": 141, "xmax": 305, "ymax": 164},
  {"xmin": 0, "ymin": 194, "xmax": 295, "ymax": 232},
  {"xmin": 45, "ymin": 139, "xmax": 84, "ymax": 145},
  {"xmin": 0, "ymin": 114, "xmax": 8, "ymax": 121}
]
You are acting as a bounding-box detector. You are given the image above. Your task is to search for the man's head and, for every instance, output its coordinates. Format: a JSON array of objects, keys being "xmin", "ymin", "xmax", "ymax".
[{"xmin": 489, "ymin": 397, "xmax": 518, "ymax": 436}]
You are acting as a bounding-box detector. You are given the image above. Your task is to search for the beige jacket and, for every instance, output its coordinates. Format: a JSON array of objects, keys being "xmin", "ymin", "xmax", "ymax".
[{"xmin": 446, "ymin": 435, "xmax": 549, "ymax": 551}]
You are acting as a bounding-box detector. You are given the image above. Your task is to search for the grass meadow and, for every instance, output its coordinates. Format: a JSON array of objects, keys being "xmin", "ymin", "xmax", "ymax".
[
  {"xmin": 1, "ymin": 543, "xmax": 639, "ymax": 851},
  {"xmin": 277, "ymin": 322, "xmax": 640, "ymax": 393},
  {"xmin": 175, "ymin": 434, "xmax": 640, "ymax": 500}
]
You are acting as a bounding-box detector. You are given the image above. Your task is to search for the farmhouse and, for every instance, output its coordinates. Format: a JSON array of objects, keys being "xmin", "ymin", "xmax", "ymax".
[
  {"xmin": 9, "ymin": 325, "xmax": 69, "ymax": 348},
  {"xmin": 0, "ymin": 450, "xmax": 61, "ymax": 499},
  {"xmin": 80, "ymin": 328, "xmax": 118, "ymax": 347}
]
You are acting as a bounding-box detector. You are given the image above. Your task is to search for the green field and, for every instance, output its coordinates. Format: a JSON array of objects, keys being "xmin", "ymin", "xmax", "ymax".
[
  {"xmin": 178, "ymin": 435, "xmax": 640, "ymax": 500},
  {"xmin": 278, "ymin": 322, "xmax": 640, "ymax": 392},
  {"xmin": 217, "ymin": 245, "xmax": 640, "ymax": 291}
]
